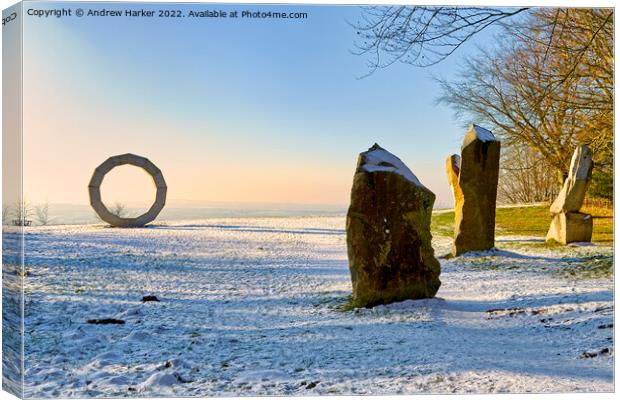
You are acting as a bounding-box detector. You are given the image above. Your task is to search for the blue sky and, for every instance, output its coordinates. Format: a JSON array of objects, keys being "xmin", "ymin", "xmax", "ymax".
[{"xmin": 21, "ymin": 2, "xmax": 503, "ymax": 208}]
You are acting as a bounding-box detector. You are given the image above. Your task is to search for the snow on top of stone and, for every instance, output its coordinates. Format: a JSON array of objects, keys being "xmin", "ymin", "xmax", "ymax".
[
  {"xmin": 462, "ymin": 124, "xmax": 499, "ymax": 149},
  {"xmin": 361, "ymin": 144, "xmax": 426, "ymax": 188},
  {"xmin": 471, "ymin": 124, "xmax": 497, "ymax": 142}
]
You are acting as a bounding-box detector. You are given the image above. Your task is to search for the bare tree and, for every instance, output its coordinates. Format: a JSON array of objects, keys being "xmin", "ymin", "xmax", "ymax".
[
  {"xmin": 12, "ymin": 199, "xmax": 33, "ymax": 226},
  {"xmin": 111, "ymin": 202, "xmax": 127, "ymax": 218},
  {"xmin": 507, "ymin": 8, "xmax": 613, "ymax": 176},
  {"xmin": 437, "ymin": 47, "xmax": 581, "ymax": 187},
  {"xmin": 34, "ymin": 202, "xmax": 50, "ymax": 226},
  {"xmin": 352, "ymin": 6, "xmax": 529, "ymax": 73},
  {"xmin": 352, "ymin": 7, "xmax": 613, "ymax": 201},
  {"xmin": 2, "ymin": 205, "xmax": 10, "ymax": 225},
  {"xmin": 437, "ymin": 9, "xmax": 613, "ymax": 190},
  {"xmin": 93, "ymin": 202, "xmax": 127, "ymax": 224},
  {"xmin": 497, "ymin": 144, "xmax": 558, "ymax": 204}
]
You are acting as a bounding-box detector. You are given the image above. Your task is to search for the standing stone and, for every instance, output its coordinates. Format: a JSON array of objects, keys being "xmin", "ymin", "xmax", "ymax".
[
  {"xmin": 346, "ymin": 144, "xmax": 441, "ymax": 308},
  {"xmin": 549, "ymin": 145, "xmax": 593, "ymax": 214},
  {"xmin": 449, "ymin": 125, "xmax": 501, "ymax": 256},
  {"xmin": 546, "ymin": 145, "xmax": 594, "ymax": 244}
]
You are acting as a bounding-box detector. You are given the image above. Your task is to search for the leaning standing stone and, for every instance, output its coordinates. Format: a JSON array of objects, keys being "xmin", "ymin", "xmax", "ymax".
[
  {"xmin": 346, "ymin": 144, "xmax": 441, "ymax": 308},
  {"xmin": 451, "ymin": 125, "xmax": 501, "ymax": 256},
  {"xmin": 549, "ymin": 145, "xmax": 593, "ymax": 214},
  {"xmin": 546, "ymin": 145, "xmax": 594, "ymax": 244}
]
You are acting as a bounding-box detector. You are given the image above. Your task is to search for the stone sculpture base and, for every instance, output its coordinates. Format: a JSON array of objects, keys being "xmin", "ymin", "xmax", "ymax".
[{"xmin": 546, "ymin": 212, "xmax": 593, "ymax": 244}]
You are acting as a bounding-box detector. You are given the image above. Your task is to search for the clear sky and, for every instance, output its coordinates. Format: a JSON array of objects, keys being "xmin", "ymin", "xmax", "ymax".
[{"xmin": 19, "ymin": 2, "xmax": 499, "ymax": 209}]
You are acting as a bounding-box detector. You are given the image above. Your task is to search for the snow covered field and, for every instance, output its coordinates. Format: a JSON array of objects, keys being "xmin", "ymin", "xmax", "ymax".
[{"xmin": 5, "ymin": 216, "xmax": 614, "ymax": 396}]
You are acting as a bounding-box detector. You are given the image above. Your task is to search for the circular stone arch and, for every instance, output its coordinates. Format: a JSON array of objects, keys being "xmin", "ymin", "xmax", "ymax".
[{"xmin": 88, "ymin": 153, "xmax": 167, "ymax": 227}]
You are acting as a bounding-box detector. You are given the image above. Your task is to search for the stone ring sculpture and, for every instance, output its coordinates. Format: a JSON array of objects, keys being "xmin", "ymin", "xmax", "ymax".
[{"xmin": 88, "ymin": 153, "xmax": 167, "ymax": 227}]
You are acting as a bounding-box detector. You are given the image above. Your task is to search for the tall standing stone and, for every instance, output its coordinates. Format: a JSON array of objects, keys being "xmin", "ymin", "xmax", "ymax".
[
  {"xmin": 449, "ymin": 125, "xmax": 501, "ymax": 256},
  {"xmin": 546, "ymin": 145, "xmax": 594, "ymax": 244},
  {"xmin": 346, "ymin": 144, "xmax": 441, "ymax": 308}
]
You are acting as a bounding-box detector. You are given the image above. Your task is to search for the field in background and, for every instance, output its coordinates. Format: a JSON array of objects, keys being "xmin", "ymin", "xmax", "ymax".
[{"xmin": 432, "ymin": 204, "xmax": 614, "ymax": 244}]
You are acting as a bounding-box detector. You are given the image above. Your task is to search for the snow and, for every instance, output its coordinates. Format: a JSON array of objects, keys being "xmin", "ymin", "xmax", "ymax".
[
  {"xmin": 471, "ymin": 124, "xmax": 497, "ymax": 142},
  {"xmin": 361, "ymin": 146, "xmax": 426, "ymax": 187},
  {"xmin": 3, "ymin": 216, "xmax": 613, "ymax": 397}
]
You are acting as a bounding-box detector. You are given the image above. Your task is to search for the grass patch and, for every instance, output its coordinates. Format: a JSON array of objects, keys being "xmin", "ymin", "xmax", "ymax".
[
  {"xmin": 495, "ymin": 206, "xmax": 551, "ymax": 236},
  {"xmin": 431, "ymin": 204, "xmax": 613, "ymax": 245},
  {"xmin": 431, "ymin": 211, "xmax": 454, "ymax": 238},
  {"xmin": 467, "ymin": 262, "xmax": 533, "ymax": 272},
  {"xmin": 582, "ymin": 204, "xmax": 614, "ymax": 244},
  {"xmin": 559, "ymin": 256, "xmax": 613, "ymax": 280},
  {"xmin": 497, "ymin": 240, "xmax": 565, "ymax": 251},
  {"xmin": 331, "ymin": 295, "xmax": 356, "ymax": 312}
]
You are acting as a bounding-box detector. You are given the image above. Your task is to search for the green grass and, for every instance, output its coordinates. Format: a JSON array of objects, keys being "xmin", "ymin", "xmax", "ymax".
[
  {"xmin": 431, "ymin": 205, "xmax": 613, "ymax": 245},
  {"xmin": 559, "ymin": 256, "xmax": 613, "ymax": 279},
  {"xmin": 431, "ymin": 211, "xmax": 455, "ymax": 238}
]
